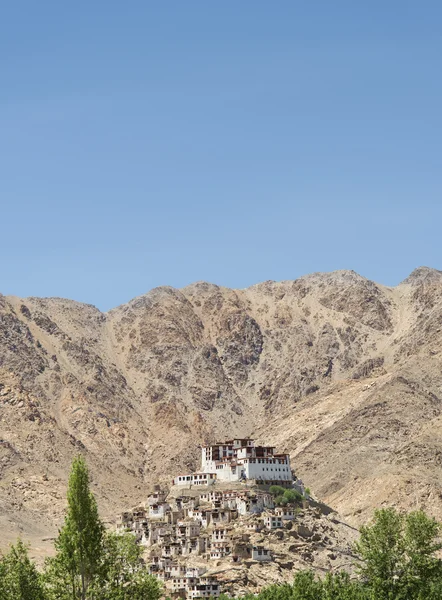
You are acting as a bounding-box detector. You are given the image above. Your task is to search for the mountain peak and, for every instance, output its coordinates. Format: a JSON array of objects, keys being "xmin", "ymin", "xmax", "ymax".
[{"xmin": 401, "ymin": 266, "xmax": 442, "ymax": 285}]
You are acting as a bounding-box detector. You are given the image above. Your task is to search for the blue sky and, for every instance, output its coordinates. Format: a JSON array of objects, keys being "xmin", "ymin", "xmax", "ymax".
[{"xmin": 1, "ymin": 2, "xmax": 441, "ymax": 310}]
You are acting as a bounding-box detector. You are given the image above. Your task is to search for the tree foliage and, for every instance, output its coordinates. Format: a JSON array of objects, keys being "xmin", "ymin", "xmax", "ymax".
[
  {"xmin": 43, "ymin": 455, "xmax": 161, "ymax": 600},
  {"xmin": 355, "ymin": 507, "xmax": 442, "ymax": 600},
  {"xmin": 220, "ymin": 571, "xmax": 371, "ymax": 600},
  {"xmin": 45, "ymin": 455, "xmax": 105, "ymax": 600},
  {"xmin": 0, "ymin": 539, "xmax": 47, "ymax": 600},
  {"xmin": 269, "ymin": 485, "xmax": 303, "ymax": 506},
  {"xmin": 96, "ymin": 532, "xmax": 162, "ymax": 600}
]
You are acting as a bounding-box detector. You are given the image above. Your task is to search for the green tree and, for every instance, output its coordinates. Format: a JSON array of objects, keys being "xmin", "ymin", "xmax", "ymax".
[
  {"xmin": 269, "ymin": 485, "xmax": 303, "ymax": 507},
  {"xmin": 45, "ymin": 455, "xmax": 105, "ymax": 600},
  {"xmin": 258, "ymin": 581, "xmax": 295, "ymax": 600},
  {"xmin": 401, "ymin": 510, "xmax": 442, "ymax": 598},
  {"xmin": 423, "ymin": 578, "xmax": 442, "ymax": 600},
  {"xmin": 95, "ymin": 532, "xmax": 162, "ymax": 600},
  {"xmin": 282, "ymin": 489, "xmax": 303, "ymax": 504},
  {"xmin": 322, "ymin": 572, "xmax": 369, "ymax": 600},
  {"xmin": 291, "ymin": 571, "xmax": 324, "ymax": 599},
  {"xmin": 0, "ymin": 539, "xmax": 47, "ymax": 600},
  {"xmin": 44, "ymin": 456, "xmax": 161, "ymax": 600},
  {"xmin": 355, "ymin": 507, "xmax": 442, "ymax": 599}
]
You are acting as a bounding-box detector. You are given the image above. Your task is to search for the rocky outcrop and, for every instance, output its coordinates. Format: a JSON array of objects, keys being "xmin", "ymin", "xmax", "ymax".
[{"xmin": 2, "ymin": 268, "xmax": 442, "ymax": 556}]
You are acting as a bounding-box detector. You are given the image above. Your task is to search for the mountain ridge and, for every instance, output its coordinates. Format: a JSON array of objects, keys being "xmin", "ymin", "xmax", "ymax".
[
  {"xmin": 5, "ymin": 265, "xmax": 438, "ymax": 314},
  {"xmin": 1, "ymin": 266, "xmax": 442, "ymax": 558}
]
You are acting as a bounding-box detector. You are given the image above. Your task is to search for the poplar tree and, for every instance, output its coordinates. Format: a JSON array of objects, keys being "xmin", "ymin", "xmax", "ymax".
[{"xmin": 45, "ymin": 455, "xmax": 104, "ymax": 600}]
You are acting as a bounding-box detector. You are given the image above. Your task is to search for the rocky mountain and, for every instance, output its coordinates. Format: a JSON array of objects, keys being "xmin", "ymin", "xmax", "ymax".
[{"xmin": 1, "ymin": 267, "xmax": 442, "ymax": 557}]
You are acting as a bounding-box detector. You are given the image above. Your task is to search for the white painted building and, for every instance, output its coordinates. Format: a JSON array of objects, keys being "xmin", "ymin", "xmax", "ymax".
[
  {"xmin": 201, "ymin": 439, "xmax": 292, "ymax": 483},
  {"xmin": 211, "ymin": 526, "xmax": 230, "ymax": 542},
  {"xmin": 275, "ymin": 507, "xmax": 296, "ymax": 520},
  {"xmin": 188, "ymin": 578, "xmax": 220, "ymax": 599},
  {"xmin": 173, "ymin": 473, "xmax": 217, "ymax": 487},
  {"xmin": 245, "ymin": 521, "xmax": 262, "ymax": 532},
  {"xmin": 263, "ymin": 515, "xmax": 283, "ymax": 529},
  {"xmin": 236, "ymin": 492, "xmax": 274, "ymax": 515},
  {"xmin": 186, "ymin": 567, "xmax": 207, "ymax": 578},
  {"xmin": 150, "ymin": 556, "xmax": 172, "ymax": 569},
  {"xmin": 149, "ymin": 502, "xmax": 170, "ymax": 519},
  {"xmin": 187, "ymin": 508, "xmax": 212, "ymax": 528},
  {"xmin": 172, "ymin": 438, "xmax": 293, "ymax": 489},
  {"xmin": 210, "ymin": 541, "xmax": 231, "ymax": 559},
  {"xmin": 251, "ymin": 546, "xmax": 273, "ymax": 562}
]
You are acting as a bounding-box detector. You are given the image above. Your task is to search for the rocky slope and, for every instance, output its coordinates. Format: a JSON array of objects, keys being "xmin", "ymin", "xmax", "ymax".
[
  {"xmin": 210, "ymin": 505, "xmax": 359, "ymax": 595},
  {"xmin": 1, "ymin": 267, "xmax": 442, "ymax": 556}
]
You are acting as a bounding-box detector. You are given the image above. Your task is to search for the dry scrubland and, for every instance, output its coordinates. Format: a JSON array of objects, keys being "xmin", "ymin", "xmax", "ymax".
[{"xmin": 1, "ymin": 267, "xmax": 442, "ymax": 561}]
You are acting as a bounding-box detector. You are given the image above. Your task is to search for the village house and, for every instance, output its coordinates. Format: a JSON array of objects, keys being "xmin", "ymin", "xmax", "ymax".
[
  {"xmin": 211, "ymin": 526, "xmax": 231, "ymax": 543},
  {"xmin": 150, "ymin": 556, "xmax": 172, "ymax": 570},
  {"xmin": 166, "ymin": 509, "xmax": 185, "ymax": 525},
  {"xmin": 132, "ymin": 518, "xmax": 149, "ymax": 544},
  {"xmin": 251, "ymin": 546, "xmax": 273, "ymax": 562},
  {"xmin": 231, "ymin": 541, "xmax": 252, "ymax": 562},
  {"xmin": 176, "ymin": 520, "xmax": 200, "ymax": 539},
  {"xmin": 149, "ymin": 501, "xmax": 170, "ymax": 519},
  {"xmin": 147, "ymin": 523, "xmax": 172, "ymax": 545},
  {"xmin": 175, "ymin": 496, "xmax": 200, "ymax": 511},
  {"xmin": 187, "ymin": 577, "xmax": 220, "ymax": 599},
  {"xmin": 245, "ymin": 521, "xmax": 262, "ymax": 533},
  {"xmin": 166, "ymin": 564, "xmax": 187, "ymax": 578},
  {"xmin": 211, "ymin": 508, "xmax": 236, "ymax": 525},
  {"xmin": 182, "ymin": 536, "xmax": 207, "ymax": 556},
  {"xmin": 187, "ymin": 508, "xmax": 212, "ymax": 528},
  {"xmin": 173, "ymin": 473, "xmax": 217, "ymax": 487},
  {"xmin": 263, "ymin": 515, "xmax": 283, "ymax": 530},
  {"xmin": 116, "ymin": 511, "xmax": 133, "ymax": 532},
  {"xmin": 236, "ymin": 491, "xmax": 274, "ymax": 515},
  {"xmin": 186, "ymin": 567, "xmax": 207, "ymax": 578},
  {"xmin": 199, "ymin": 491, "xmax": 217, "ymax": 503},
  {"xmin": 154, "ymin": 569, "xmax": 170, "ymax": 582},
  {"xmin": 165, "ymin": 568, "xmax": 211, "ymax": 598},
  {"xmin": 170, "ymin": 577, "xmax": 187, "ymax": 595},
  {"xmin": 162, "ymin": 542, "xmax": 182, "ymax": 558},
  {"xmin": 210, "ymin": 541, "xmax": 231, "ymax": 560},
  {"xmin": 275, "ymin": 506, "xmax": 296, "ymax": 520}
]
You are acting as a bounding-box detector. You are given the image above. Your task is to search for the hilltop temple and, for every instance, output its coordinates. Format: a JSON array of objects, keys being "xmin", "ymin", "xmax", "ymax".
[
  {"xmin": 116, "ymin": 438, "xmax": 301, "ymax": 598},
  {"xmin": 173, "ymin": 438, "xmax": 293, "ymax": 487}
]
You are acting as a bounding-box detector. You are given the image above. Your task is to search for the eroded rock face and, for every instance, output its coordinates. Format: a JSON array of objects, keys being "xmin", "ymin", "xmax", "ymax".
[
  {"xmin": 2, "ymin": 268, "xmax": 442, "ymax": 555},
  {"xmin": 217, "ymin": 312, "xmax": 263, "ymax": 385}
]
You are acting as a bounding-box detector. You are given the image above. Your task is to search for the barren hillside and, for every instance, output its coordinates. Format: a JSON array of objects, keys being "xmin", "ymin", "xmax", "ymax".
[{"xmin": 1, "ymin": 267, "xmax": 442, "ymax": 556}]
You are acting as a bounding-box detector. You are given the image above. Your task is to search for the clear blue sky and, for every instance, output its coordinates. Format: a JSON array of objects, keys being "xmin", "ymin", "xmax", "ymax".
[{"xmin": 1, "ymin": 2, "xmax": 441, "ymax": 310}]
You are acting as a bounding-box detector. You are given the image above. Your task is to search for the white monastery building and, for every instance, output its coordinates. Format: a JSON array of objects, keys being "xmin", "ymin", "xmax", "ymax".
[{"xmin": 173, "ymin": 438, "xmax": 292, "ymax": 486}]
